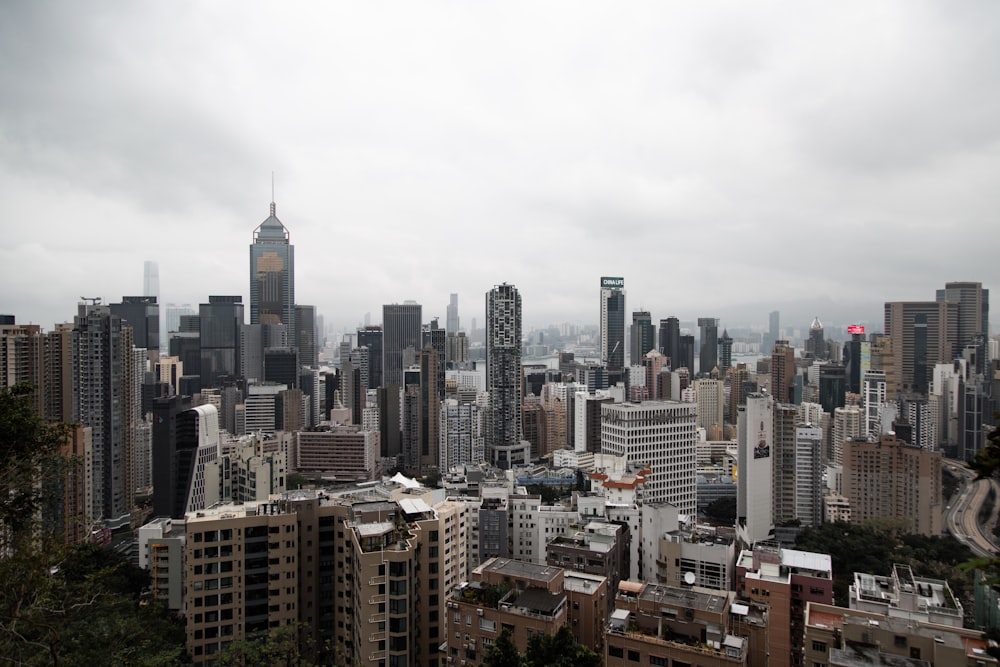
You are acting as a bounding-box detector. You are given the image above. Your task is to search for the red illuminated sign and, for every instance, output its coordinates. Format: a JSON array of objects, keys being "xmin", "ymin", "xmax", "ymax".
[{"xmin": 847, "ymin": 325, "xmax": 865, "ymax": 334}]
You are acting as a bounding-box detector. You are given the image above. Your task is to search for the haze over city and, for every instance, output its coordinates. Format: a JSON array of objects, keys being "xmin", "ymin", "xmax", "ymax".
[{"xmin": 2, "ymin": 2, "xmax": 999, "ymax": 334}]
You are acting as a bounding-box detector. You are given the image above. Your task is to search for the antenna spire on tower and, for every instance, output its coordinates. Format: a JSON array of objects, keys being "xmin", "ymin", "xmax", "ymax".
[{"xmin": 270, "ymin": 172, "xmax": 276, "ymax": 216}]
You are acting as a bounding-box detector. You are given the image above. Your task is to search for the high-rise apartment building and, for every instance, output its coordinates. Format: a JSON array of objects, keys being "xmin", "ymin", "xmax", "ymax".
[
  {"xmin": 694, "ymin": 378, "xmax": 725, "ymax": 432},
  {"xmin": 697, "ymin": 317, "xmax": 719, "ymax": 376},
  {"xmin": 771, "ymin": 339, "xmax": 795, "ymax": 404},
  {"xmin": 249, "ymin": 200, "xmax": 295, "ymax": 343},
  {"xmin": 795, "ymin": 425, "xmax": 823, "ymax": 527},
  {"xmin": 439, "ymin": 398, "xmax": 485, "ymax": 471},
  {"xmin": 842, "ymin": 434, "xmax": 942, "ymax": 536},
  {"xmin": 72, "ymin": 303, "xmax": 137, "ymax": 527},
  {"xmin": 486, "ymin": 284, "xmax": 522, "ymax": 461},
  {"xmin": 382, "ymin": 302, "xmax": 422, "ymax": 388},
  {"xmin": 600, "ymin": 400, "xmax": 697, "ymax": 513},
  {"xmin": 737, "ymin": 393, "xmax": 774, "ymax": 545},
  {"xmin": 600, "ymin": 277, "xmax": 626, "ymax": 373}
]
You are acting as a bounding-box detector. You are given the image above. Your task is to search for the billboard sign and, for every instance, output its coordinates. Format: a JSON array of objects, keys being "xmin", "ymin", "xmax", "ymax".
[
  {"xmin": 847, "ymin": 325, "xmax": 865, "ymax": 335},
  {"xmin": 601, "ymin": 277, "xmax": 624, "ymax": 288}
]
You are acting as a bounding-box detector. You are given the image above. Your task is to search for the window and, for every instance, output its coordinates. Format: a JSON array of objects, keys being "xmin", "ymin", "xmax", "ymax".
[
  {"xmin": 649, "ymin": 657, "xmax": 667, "ymax": 667},
  {"xmin": 811, "ymin": 641, "xmax": 827, "ymax": 653},
  {"xmin": 609, "ymin": 646, "xmax": 624, "ymax": 658},
  {"xmin": 627, "ymin": 649, "xmax": 640, "ymax": 662}
]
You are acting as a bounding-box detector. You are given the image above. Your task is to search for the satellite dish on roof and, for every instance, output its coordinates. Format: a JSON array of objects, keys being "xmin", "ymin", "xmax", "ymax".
[{"xmin": 683, "ymin": 572, "xmax": 696, "ymax": 586}]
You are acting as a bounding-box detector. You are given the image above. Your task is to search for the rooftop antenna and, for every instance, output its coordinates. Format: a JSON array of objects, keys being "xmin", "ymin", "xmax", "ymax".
[{"xmin": 270, "ymin": 172, "xmax": 276, "ymax": 216}]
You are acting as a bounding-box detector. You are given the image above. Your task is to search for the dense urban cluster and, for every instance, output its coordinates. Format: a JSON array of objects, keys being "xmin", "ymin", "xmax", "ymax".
[{"xmin": 1, "ymin": 200, "xmax": 998, "ymax": 666}]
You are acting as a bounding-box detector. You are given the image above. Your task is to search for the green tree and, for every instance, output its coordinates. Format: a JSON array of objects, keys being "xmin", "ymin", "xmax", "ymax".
[
  {"xmin": 483, "ymin": 627, "xmax": 523, "ymax": 667},
  {"xmin": 525, "ymin": 625, "xmax": 601, "ymax": 667},
  {"xmin": 703, "ymin": 497, "xmax": 737, "ymax": 525},
  {"xmin": 0, "ymin": 383, "xmax": 69, "ymax": 543}
]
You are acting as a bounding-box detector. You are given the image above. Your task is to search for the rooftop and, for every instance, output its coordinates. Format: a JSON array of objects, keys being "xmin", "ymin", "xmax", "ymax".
[{"xmin": 476, "ymin": 557, "xmax": 563, "ymax": 585}]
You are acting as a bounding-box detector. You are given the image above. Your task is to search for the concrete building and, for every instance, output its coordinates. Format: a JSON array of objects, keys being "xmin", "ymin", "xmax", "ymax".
[
  {"xmin": 737, "ymin": 393, "xmax": 774, "ymax": 546},
  {"xmin": 138, "ymin": 517, "xmax": 185, "ymax": 611},
  {"xmin": 250, "ymin": 200, "xmax": 295, "ymax": 344},
  {"xmin": 771, "ymin": 340, "xmax": 796, "ymax": 404},
  {"xmin": 735, "ymin": 544, "xmax": 834, "ymax": 667},
  {"xmin": 884, "ymin": 300, "xmax": 953, "ymax": 396},
  {"xmin": 291, "ymin": 426, "xmax": 380, "ymax": 480},
  {"xmin": 486, "ymin": 283, "xmax": 522, "ymax": 464},
  {"xmin": 695, "ymin": 378, "xmax": 726, "ymax": 432},
  {"xmin": 849, "ymin": 563, "xmax": 963, "ymax": 628},
  {"xmin": 600, "ymin": 277, "xmax": 626, "ymax": 376},
  {"xmin": 842, "ymin": 434, "xmax": 942, "ymax": 536},
  {"xmin": 600, "ymin": 401, "xmax": 697, "ymax": 514},
  {"xmin": 630, "ymin": 310, "xmax": 655, "ymax": 366},
  {"xmin": 382, "ymin": 302, "xmax": 422, "ymax": 388},
  {"xmin": 606, "ymin": 582, "xmax": 746, "ymax": 667},
  {"xmin": 439, "ymin": 398, "xmax": 486, "ymax": 471},
  {"xmin": 698, "ymin": 317, "xmax": 719, "ymax": 376}
]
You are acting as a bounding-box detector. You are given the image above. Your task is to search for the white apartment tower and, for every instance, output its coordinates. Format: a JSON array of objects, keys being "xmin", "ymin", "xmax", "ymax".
[
  {"xmin": 600, "ymin": 400, "xmax": 697, "ymax": 514},
  {"xmin": 737, "ymin": 393, "xmax": 774, "ymax": 546}
]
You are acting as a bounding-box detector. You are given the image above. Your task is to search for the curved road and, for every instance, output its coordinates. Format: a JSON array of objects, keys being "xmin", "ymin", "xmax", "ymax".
[{"xmin": 944, "ymin": 460, "xmax": 999, "ymax": 558}]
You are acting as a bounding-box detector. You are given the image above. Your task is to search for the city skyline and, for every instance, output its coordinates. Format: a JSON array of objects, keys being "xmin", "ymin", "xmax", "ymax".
[{"xmin": 2, "ymin": 3, "xmax": 999, "ymax": 333}]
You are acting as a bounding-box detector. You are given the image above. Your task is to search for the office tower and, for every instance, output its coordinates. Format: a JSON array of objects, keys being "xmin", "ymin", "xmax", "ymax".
[
  {"xmin": 439, "ymin": 398, "xmax": 485, "ymax": 470},
  {"xmin": 574, "ymin": 390, "xmax": 613, "ymax": 453},
  {"xmin": 422, "ymin": 318, "xmax": 446, "ymax": 400},
  {"xmin": 72, "ymin": 303, "xmax": 136, "ymax": 527},
  {"xmin": 249, "ymin": 199, "xmax": 295, "ymax": 343},
  {"xmin": 151, "ymin": 397, "xmax": 222, "ymax": 518},
  {"xmin": 771, "ymin": 339, "xmax": 795, "ymax": 404},
  {"xmin": 143, "ymin": 261, "xmax": 165, "ymax": 353},
  {"xmin": 198, "ymin": 298, "xmax": 243, "ymax": 390},
  {"xmin": 677, "ymin": 334, "xmax": 695, "ymax": 373},
  {"xmin": 728, "ymin": 363, "xmax": 752, "ymax": 425},
  {"xmin": 843, "ymin": 329, "xmax": 869, "ymax": 394},
  {"xmin": 659, "ymin": 316, "xmax": 680, "ymax": 366},
  {"xmin": 294, "ymin": 304, "xmax": 317, "ymax": 368},
  {"xmin": 110, "ymin": 296, "xmax": 159, "ymax": 362},
  {"xmin": 884, "ymin": 300, "xmax": 952, "ymax": 396},
  {"xmin": 818, "ymin": 363, "xmax": 846, "ymax": 413},
  {"xmin": 795, "ymin": 425, "xmax": 823, "ymax": 527},
  {"xmin": 356, "ymin": 325, "xmax": 383, "ymax": 389},
  {"xmin": 263, "ymin": 347, "xmax": 298, "ymax": 389},
  {"xmin": 382, "ymin": 302, "xmax": 421, "ymax": 387},
  {"xmin": 762, "ymin": 310, "xmax": 780, "ymax": 356},
  {"xmin": 806, "ymin": 316, "xmax": 825, "ymax": 359},
  {"xmin": 843, "ymin": 434, "xmax": 942, "ymax": 536},
  {"xmin": 642, "ymin": 350, "xmax": 668, "ymax": 400},
  {"xmin": 630, "ymin": 310, "xmax": 654, "ymax": 365},
  {"xmin": 600, "ymin": 400, "xmax": 697, "ymax": 513},
  {"xmin": 244, "ymin": 383, "xmax": 284, "ymax": 435},
  {"xmin": 600, "ymin": 277, "xmax": 626, "ymax": 372},
  {"xmin": 239, "ymin": 323, "xmax": 263, "ymax": 381},
  {"xmin": 486, "ymin": 283, "xmax": 522, "ymax": 453},
  {"xmin": 937, "ymin": 281, "xmax": 990, "ymax": 374},
  {"xmin": 718, "ymin": 328, "xmax": 733, "ymax": 373},
  {"xmin": 694, "ymin": 378, "xmax": 725, "ymax": 432},
  {"xmin": 737, "ymin": 393, "xmax": 773, "ymax": 545},
  {"xmin": 165, "ymin": 304, "xmax": 195, "ymax": 335},
  {"xmin": 377, "ymin": 385, "xmax": 402, "ymax": 458},
  {"xmin": 446, "ymin": 292, "xmax": 460, "ymax": 333},
  {"xmin": 417, "ymin": 347, "xmax": 441, "ymax": 472},
  {"xmin": 697, "ymin": 317, "xmax": 719, "ymax": 376}
]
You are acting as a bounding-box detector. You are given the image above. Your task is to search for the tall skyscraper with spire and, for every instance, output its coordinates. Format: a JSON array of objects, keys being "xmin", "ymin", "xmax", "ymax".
[{"xmin": 250, "ymin": 198, "xmax": 295, "ymax": 345}]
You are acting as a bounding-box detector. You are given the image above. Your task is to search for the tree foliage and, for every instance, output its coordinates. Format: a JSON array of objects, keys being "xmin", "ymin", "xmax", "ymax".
[
  {"xmin": 483, "ymin": 628, "xmax": 522, "ymax": 667},
  {"xmin": 795, "ymin": 521, "xmax": 974, "ymax": 607},
  {"xmin": 483, "ymin": 625, "xmax": 601, "ymax": 667},
  {"xmin": 0, "ymin": 383, "xmax": 70, "ymax": 543},
  {"xmin": 0, "ymin": 541, "xmax": 188, "ymax": 666},
  {"xmin": 703, "ymin": 497, "xmax": 737, "ymax": 525}
]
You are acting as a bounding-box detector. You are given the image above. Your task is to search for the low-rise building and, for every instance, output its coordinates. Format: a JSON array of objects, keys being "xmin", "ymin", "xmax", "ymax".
[{"xmin": 849, "ymin": 563, "xmax": 963, "ymax": 628}]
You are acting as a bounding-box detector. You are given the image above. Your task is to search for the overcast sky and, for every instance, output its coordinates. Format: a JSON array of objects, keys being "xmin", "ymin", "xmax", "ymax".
[{"xmin": 1, "ymin": 1, "xmax": 997, "ymax": 336}]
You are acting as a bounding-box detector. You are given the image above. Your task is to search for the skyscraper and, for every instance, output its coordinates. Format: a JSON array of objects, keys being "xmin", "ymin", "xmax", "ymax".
[
  {"xmin": 697, "ymin": 317, "xmax": 719, "ymax": 376},
  {"xmin": 446, "ymin": 293, "xmax": 460, "ymax": 333},
  {"xmin": 807, "ymin": 317, "xmax": 825, "ymax": 359},
  {"xmin": 884, "ymin": 300, "xmax": 952, "ymax": 396},
  {"xmin": 630, "ymin": 310, "xmax": 654, "ymax": 365},
  {"xmin": 486, "ymin": 283, "xmax": 522, "ymax": 454},
  {"xmin": 600, "ymin": 277, "xmax": 625, "ymax": 373},
  {"xmin": 72, "ymin": 303, "xmax": 137, "ymax": 527},
  {"xmin": 294, "ymin": 304, "xmax": 317, "ymax": 368},
  {"xmin": 737, "ymin": 393, "xmax": 774, "ymax": 545},
  {"xmin": 110, "ymin": 296, "xmax": 159, "ymax": 363},
  {"xmin": 250, "ymin": 200, "xmax": 295, "ymax": 343},
  {"xmin": 199, "ymin": 296, "xmax": 244, "ymax": 389},
  {"xmin": 382, "ymin": 302, "xmax": 422, "ymax": 387},
  {"xmin": 936, "ymin": 281, "xmax": 990, "ymax": 374},
  {"xmin": 718, "ymin": 328, "xmax": 733, "ymax": 373},
  {"xmin": 143, "ymin": 260, "xmax": 164, "ymax": 353},
  {"xmin": 659, "ymin": 317, "xmax": 679, "ymax": 366}
]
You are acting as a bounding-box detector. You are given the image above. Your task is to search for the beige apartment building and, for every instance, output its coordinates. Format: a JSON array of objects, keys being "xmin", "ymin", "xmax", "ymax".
[{"xmin": 842, "ymin": 434, "xmax": 942, "ymax": 536}]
